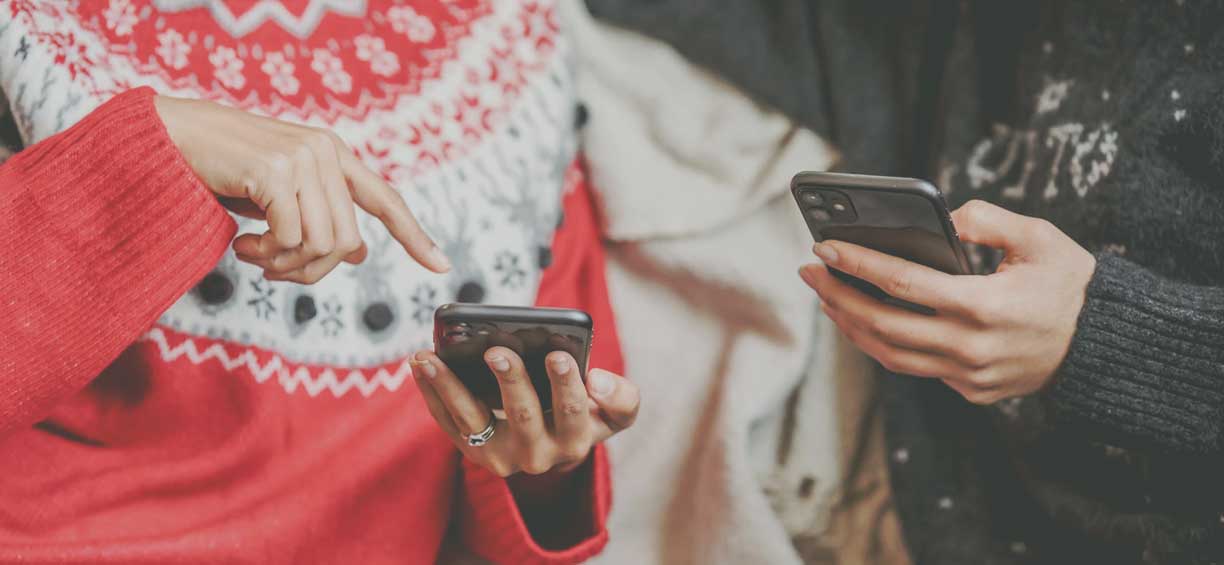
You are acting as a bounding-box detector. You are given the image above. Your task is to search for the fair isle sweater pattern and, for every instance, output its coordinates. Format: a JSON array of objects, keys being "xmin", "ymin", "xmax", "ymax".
[{"xmin": 0, "ymin": 0, "xmax": 579, "ymax": 396}]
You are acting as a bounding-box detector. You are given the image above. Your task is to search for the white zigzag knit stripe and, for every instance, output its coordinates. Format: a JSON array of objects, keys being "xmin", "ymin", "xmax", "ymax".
[
  {"xmin": 151, "ymin": 0, "xmax": 368, "ymax": 39},
  {"xmin": 141, "ymin": 327, "xmax": 413, "ymax": 398}
]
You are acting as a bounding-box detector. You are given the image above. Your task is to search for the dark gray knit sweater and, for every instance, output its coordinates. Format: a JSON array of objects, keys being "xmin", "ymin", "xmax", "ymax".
[{"xmin": 589, "ymin": 1, "xmax": 1224, "ymax": 563}]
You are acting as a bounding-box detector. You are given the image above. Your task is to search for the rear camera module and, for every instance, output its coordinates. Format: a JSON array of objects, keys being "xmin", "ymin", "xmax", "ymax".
[{"xmin": 799, "ymin": 188, "xmax": 858, "ymax": 224}]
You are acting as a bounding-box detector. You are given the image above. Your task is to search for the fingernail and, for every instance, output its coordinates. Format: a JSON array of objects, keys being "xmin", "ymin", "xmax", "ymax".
[
  {"xmin": 549, "ymin": 354, "xmax": 571, "ymax": 374},
  {"xmin": 430, "ymin": 245, "xmax": 452, "ymax": 272},
  {"xmin": 487, "ymin": 354, "xmax": 510, "ymax": 373},
  {"xmin": 589, "ymin": 369, "xmax": 614, "ymax": 398},
  {"xmin": 814, "ymin": 243, "xmax": 839, "ymax": 265},
  {"xmin": 412, "ymin": 355, "xmax": 436, "ymax": 379}
]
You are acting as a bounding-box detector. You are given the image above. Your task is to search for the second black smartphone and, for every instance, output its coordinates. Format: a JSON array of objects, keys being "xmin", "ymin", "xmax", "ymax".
[
  {"xmin": 433, "ymin": 304, "xmax": 593, "ymax": 413},
  {"xmin": 792, "ymin": 171, "xmax": 971, "ymax": 312}
]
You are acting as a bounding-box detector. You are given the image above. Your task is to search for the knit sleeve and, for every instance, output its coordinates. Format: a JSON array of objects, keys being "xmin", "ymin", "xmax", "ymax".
[
  {"xmin": 458, "ymin": 445, "xmax": 611, "ymax": 564},
  {"xmin": 1048, "ymin": 253, "xmax": 1224, "ymax": 454},
  {"xmin": 0, "ymin": 87, "xmax": 236, "ymax": 435}
]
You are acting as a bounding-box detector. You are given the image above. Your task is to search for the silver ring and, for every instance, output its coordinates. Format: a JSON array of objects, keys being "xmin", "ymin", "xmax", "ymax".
[{"xmin": 465, "ymin": 415, "xmax": 497, "ymax": 447}]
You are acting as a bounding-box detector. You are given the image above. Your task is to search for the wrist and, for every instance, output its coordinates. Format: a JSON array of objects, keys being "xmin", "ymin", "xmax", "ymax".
[
  {"xmin": 1041, "ymin": 249, "xmax": 1099, "ymax": 390},
  {"xmin": 152, "ymin": 95, "xmax": 189, "ymax": 151}
]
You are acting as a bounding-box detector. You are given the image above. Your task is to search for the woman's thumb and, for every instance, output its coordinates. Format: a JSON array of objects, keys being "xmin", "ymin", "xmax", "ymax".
[{"xmin": 587, "ymin": 369, "xmax": 639, "ymax": 432}]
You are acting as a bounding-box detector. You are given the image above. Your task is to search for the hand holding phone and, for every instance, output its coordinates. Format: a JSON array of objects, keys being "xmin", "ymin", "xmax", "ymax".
[
  {"xmin": 792, "ymin": 172, "xmax": 971, "ymax": 313},
  {"xmin": 433, "ymin": 304, "xmax": 593, "ymax": 413},
  {"xmin": 410, "ymin": 304, "xmax": 640, "ymax": 478},
  {"xmin": 796, "ymin": 186, "xmax": 1096, "ymax": 406}
]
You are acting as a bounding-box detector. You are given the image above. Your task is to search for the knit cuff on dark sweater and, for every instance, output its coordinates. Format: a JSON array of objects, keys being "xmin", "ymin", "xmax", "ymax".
[{"xmin": 1049, "ymin": 253, "xmax": 1224, "ymax": 454}]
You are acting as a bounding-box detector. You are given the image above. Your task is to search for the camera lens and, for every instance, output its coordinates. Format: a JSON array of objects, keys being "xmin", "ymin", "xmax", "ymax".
[
  {"xmin": 800, "ymin": 192, "xmax": 824, "ymax": 206},
  {"xmin": 824, "ymin": 192, "xmax": 858, "ymax": 222},
  {"xmin": 807, "ymin": 208, "xmax": 831, "ymax": 222},
  {"xmin": 443, "ymin": 331, "xmax": 471, "ymax": 344}
]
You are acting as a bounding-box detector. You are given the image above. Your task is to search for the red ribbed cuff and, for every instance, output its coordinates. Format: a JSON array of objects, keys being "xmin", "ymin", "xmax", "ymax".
[
  {"xmin": 460, "ymin": 445, "xmax": 611, "ymax": 565},
  {"xmin": 0, "ymin": 87, "xmax": 235, "ymax": 433}
]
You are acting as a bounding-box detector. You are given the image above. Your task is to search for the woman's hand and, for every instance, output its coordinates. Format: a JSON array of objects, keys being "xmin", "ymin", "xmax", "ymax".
[
  {"xmin": 154, "ymin": 95, "xmax": 450, "ymax": 284},
  {"xmin": 409, "ymin": 348, "xmax": 639, "ymax": 477},
  {"xmin": 800, "ymin": 200, "xmax": 1096, "ymax": 404}
]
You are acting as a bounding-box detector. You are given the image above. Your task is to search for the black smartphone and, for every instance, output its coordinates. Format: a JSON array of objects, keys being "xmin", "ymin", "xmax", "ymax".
[
  {"xmin": 433, "ymin": 303, "xmax": 593, "ymax": 413},
  {"xmin": 791, "ymin": 171, "xmax": 971, "ymax": 312}
]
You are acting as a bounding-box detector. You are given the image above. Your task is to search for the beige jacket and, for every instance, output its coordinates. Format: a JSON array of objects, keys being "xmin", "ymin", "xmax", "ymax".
[{"xmin": 563, "ymin": 2, "xmax": 912, "ymax": 564}]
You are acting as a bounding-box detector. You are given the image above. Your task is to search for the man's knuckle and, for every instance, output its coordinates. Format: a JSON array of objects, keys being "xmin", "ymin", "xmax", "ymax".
[
  {"xmin": 848, "ymin": 329, "xmax": 877, "ymax": 354},
  {"xmin": 847, "ymin": 253, "xmax": 866, "ymax": 277},
  {"xmin": 963, "ymin": 389, "xmax": 994, "ymax": 405},
  {"xmin": 959, "ymin": 337, "xmax": 996, "ymax": 369},
  {"xmin": 864, "ymin": 316, "xmax": 895, "ymax": 341},
  {"xmin": 966, "ymin": 295, "xmax": 1001, "ymax": 324},
  {"xmin": 879, "ymin": 358, "xmax": 904, "ymax": 375},
  {"xmin": 966, "ymin": 367, "xmax": 998, "ymax": 389},
  {"xmin": 968, "ymin": 385, "xmax": 1006, "ymax": 406},
  {"xmin": 886, "ymin": 268, "xmax": 915, "ymax": 298},
  {"xmin": 875, "ymin": 350, "xmax": 902, "ymax": 373}
]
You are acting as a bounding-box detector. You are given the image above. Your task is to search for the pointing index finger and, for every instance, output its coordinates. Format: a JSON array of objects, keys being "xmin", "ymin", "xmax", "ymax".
[{"xmin": 337, "ymin": 148, "xmax": 451, "ymax": 273}]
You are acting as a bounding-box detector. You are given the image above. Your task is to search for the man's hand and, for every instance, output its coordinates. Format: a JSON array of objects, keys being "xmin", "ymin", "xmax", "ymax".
[{"xmin": 800, "ymin": 200, "xmax": 1096, "ymax": 404}]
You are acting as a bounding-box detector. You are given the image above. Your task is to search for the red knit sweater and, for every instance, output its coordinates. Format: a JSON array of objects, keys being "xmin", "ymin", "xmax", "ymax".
[{"xmin": 0, "ymin": 2, "xmax": 621, "ymax": 561}]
